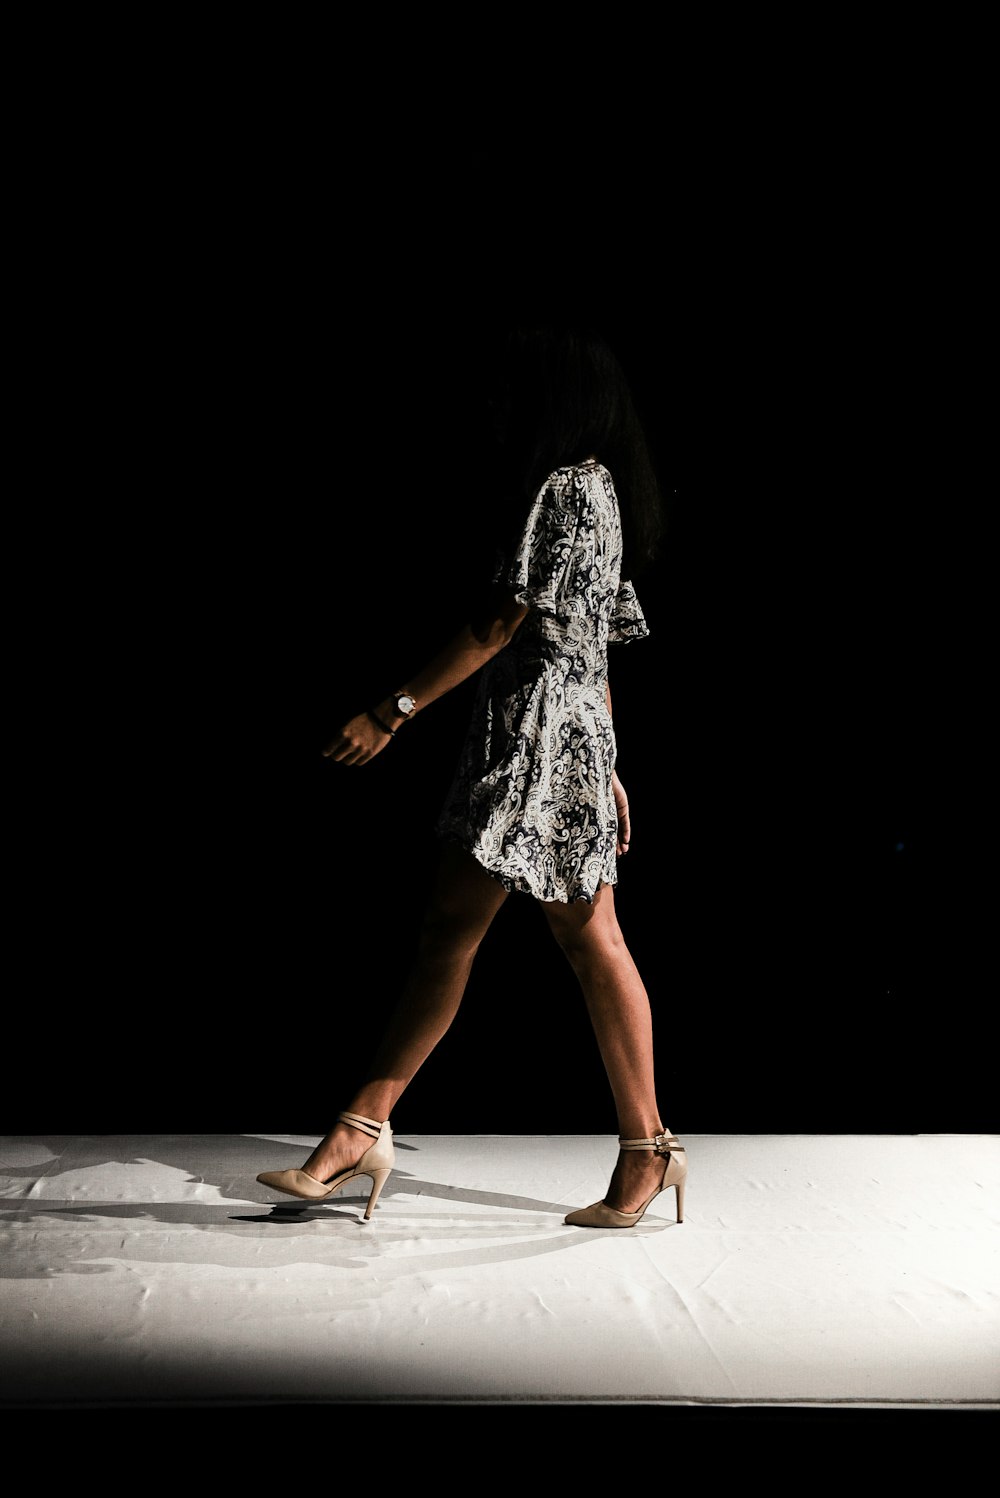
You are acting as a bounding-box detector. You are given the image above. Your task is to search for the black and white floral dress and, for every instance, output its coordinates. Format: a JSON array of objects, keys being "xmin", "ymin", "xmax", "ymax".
[{"xmin": 436, "ymin": 459, "xmax": 649, "ymax": 903}]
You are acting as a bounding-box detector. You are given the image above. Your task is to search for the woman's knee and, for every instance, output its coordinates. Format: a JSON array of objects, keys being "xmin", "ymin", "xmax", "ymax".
[
  {"xmin": 544, "ymin": 887, "xmax": 624, "ymax": 963},
  {"xmin": 418, "ymin": 860, "xmax": 506, "ymax": 960},
  {"xmin": 417, "ymin": 900, "xmax": 484, "ymax": 961}
]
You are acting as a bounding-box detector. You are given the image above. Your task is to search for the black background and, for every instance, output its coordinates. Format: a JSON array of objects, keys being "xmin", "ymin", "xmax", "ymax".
[
  {"xmin": 3, "ymin": 88, "xmax": 993, "ymax": 1456},
  {"xmin": 13, "ymin": 147, "xmax": 989, "ymax": 1142}
]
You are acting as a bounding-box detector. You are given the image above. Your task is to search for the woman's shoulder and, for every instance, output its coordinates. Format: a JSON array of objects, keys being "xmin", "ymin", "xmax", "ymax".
[
  {"xmin": 543, "ymin": 458, "xmax": 613, "ymax": 493},
  {"xmin": 552, "ymin": 458, "xmax": 609, "ymax": 477}
]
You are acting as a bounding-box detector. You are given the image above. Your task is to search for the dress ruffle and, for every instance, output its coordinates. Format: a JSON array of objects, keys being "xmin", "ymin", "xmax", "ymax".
[{"xmin": 609, "ymin": 578, "xmax": 649, "ymax": 643}]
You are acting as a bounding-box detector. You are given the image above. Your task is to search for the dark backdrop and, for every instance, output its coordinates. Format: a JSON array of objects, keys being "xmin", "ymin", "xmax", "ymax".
[{"xmin": 14, "ymin": 170, "xmax": 988, "ymax": 1141}]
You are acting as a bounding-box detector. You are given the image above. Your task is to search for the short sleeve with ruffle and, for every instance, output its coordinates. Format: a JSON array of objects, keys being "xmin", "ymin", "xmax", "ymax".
[
  {"xmin": 492, "ymin": 463, "xmax": 650, "ymax": 642},
  {"xmin": 493, "ymin": 470, "xmax": 582, "ymax": 618},
  {"xmin": 609, "ymin": 577, "xmax": 649, "ymax": 644}
]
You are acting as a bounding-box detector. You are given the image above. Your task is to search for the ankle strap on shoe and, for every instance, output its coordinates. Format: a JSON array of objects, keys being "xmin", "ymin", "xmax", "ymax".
[
  {"xmin": 337, "ymin": 1111, "xmax": 385, "ymax": 1140},
  {"xmin": 619, "ymin": 1132, "xmax": 684, "ymax": 1155}
]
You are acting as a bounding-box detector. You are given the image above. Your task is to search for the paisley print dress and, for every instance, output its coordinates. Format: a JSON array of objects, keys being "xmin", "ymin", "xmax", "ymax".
[{"xmin": 436, "ymin": 460, "xmax": 649, "ymax": 903}]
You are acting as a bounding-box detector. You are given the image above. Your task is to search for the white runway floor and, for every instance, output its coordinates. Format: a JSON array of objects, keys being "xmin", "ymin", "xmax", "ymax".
[{"xmin": 1, "ymin": 1133, "xmax": 997, "ymax": 1414}]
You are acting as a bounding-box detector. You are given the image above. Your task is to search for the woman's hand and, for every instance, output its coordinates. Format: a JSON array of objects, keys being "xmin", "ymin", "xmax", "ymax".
[
  {"xmin": 612, "ymin": 770, "xmax": 631, "ymax": 856},
  {"xmin": 323, "ymin": 711, "xmax": 394, "ymax": 766}
]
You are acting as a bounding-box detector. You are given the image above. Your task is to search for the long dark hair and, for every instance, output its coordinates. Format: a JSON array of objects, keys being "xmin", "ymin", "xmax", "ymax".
[{"xmin": 489, "ymin": 323, "xmax": 665, "ymax": 576}]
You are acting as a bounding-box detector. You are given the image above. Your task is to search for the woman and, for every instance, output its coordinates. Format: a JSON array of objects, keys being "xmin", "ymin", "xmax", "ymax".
[{"xmin": 257, "ymin": 324, "xmax": 687, "ymax": 1228}]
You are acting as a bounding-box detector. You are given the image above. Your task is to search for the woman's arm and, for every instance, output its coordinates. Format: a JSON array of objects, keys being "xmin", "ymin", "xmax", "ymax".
[
  {"xmin": 606, "ymin": 678, "xmax": 631, "ymax": 856},
  {"xmin": 324, "ymin": 588, "xmax": 530, "ymax": 765}
]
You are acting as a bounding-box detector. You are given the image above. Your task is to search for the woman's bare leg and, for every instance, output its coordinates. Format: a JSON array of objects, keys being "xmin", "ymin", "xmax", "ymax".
[
  {"xmin": 541, "ymin": 881, "xmax": 670, "ymax": 1213},
  {"xmin": 300, "ymin": 841, "xmax": 509, "ymax": 1182}
]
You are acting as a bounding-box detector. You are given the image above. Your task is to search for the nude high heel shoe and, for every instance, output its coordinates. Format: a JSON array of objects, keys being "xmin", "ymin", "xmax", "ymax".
[
  {"xmin": 564, "ymin": 1130, "xmax": 687, "ymax": 1228},
  {"xmin": 256, "ymin": 1111, "xmax": 394, "ymax": 1220}
]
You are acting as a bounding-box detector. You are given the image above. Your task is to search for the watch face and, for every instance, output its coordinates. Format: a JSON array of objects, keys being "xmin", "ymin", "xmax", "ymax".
[{"xmin": 397, "ymin": 695, "xmax": 415, "ymax": 715}]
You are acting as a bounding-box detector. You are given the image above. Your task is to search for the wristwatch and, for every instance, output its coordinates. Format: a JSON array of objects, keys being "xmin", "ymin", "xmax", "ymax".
[{"xmin": 392, "ymin": 690, "xmax": 417, "ymax": 719}]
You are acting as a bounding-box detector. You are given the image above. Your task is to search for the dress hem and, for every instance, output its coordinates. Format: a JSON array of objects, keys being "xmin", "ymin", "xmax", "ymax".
[{"xmin": 436, "ymin": 830, "xmax": 617, "ymax": 906}]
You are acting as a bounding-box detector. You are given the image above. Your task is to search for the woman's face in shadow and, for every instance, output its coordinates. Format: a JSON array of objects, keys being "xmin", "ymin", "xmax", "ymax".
[{"xmin": 486, "ymin": 386, "xmax": 509, "ymax": 445}]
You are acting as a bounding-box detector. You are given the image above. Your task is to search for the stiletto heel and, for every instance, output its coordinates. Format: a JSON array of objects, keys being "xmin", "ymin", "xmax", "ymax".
[
  {"xmin": 256, "ymin": 1111, "xmax": 395, "ymax": 1221},
  {"xmin": 564, "ymin": 1130, "xmax": 687, "ymax": 1228},
  {"xmin": 364, "ymin": 1167, "xmax": 393, "ymax": 1220}
]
